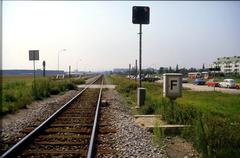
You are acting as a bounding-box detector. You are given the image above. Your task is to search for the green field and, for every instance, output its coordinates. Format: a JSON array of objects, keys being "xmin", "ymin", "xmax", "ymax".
[
  {"xmin": 108, "ymin": 75, "xmax": 240, "ymax": 158},
  {"xmin": 178, "ymin": 91, "xmax": 240, "ymax": 120},
  {"xmin": 2, "ymin": 75, "xmax": 39, "ymax": 83},
  {"xmin": 1, "ymin": 75, "xmax": 85, "ymax": 115}
]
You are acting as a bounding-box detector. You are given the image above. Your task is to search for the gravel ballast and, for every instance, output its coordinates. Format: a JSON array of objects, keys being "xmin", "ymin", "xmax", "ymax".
[{"xmin": 102, "ymin": 89, "xmax": 168, "ymax": 158}]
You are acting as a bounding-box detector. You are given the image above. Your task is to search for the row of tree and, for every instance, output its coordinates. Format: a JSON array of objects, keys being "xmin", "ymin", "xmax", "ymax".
[
  {"xmin": 118, "ymin": 64, "xmax": 207, "ymax": 76},
  {"xmin": 153, "ymin": 64, "xmax": 206, "ymax": 75}
]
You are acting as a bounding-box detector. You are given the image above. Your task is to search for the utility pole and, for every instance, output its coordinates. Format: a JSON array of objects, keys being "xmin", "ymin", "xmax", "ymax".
[
  {"xmin": 139, "ymin": 24, "xmax": 142, "ymax": 87},
  {"xmin": 135, "ymin": 59, "xmax": 138, "ymax": 82},
  {"xmin": 43, "ymin": 60, "xmax": 46, "ymax": 77},
  {"xmin": 58, "ymin": 49, "xmax": 66, "ymax": 74},
  {"xmin": 129, "ymin": 64, "xmax": 131, "ymax": 80},
  {"xmin": 69, "ymin": 65, "xmax": 71, "ymax": 78}
]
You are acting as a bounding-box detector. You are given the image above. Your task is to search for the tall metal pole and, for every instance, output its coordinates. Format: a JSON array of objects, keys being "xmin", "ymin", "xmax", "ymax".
[
  {"xmin": 43, "ymin": 61, "xmax": 46, "ymax": 77},
  {"xmin": 58, "ymin": 49, "xmax": 66, "ymax": 75},
  {"xmin": 76, "ymin": 62, "xmax": 78, "ymax": 73},
  {"xmin": 69, "ymin": 65, "xmax": 71, "ymax": 78},
  {"xmin": 33, "ymin": 59, "xmax": 36, "ymax": 92},
  {"xmin": 135, "ymin": 59, "xmax": 137, "ymax": 82},
  {"xmin": 139, "ymin": 24, "xmax": 142, "ymax": 87},
  {"xmin": 129, "ymin": 64, "xmax": 131, "ymax": 80},
  {"xmin": 58, "ymin": 51, "xmax": 59, "ymax": 74}
]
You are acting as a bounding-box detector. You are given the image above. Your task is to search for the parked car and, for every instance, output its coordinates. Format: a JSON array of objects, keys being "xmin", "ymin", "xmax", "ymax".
[
  {"xmin": 182, "ymin": 78, "xmax": 188, "ymax": 83},
  {"xmin": 219, "ymin": 79, "xmax": 236, "ymax": 88},
  {"xmin": 236, "ymin": 83, "xmax": 240, "ymax": 89},
  {"xmin": 207, "ymin": 79, "xmax": 219, "ymax": 87},
  {"xmin": 192, "ymin": 78, "xmax": 205, "ymax": 85}
]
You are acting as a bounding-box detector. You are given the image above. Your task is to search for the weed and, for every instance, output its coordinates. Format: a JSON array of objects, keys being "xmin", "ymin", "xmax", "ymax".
[{"xmin": 70, "ymin": 78, "xmax": 85, "ymax": 85}]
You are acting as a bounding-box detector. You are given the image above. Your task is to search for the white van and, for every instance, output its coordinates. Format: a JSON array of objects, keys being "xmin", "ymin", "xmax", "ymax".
[{"xmin": 219, "ymin": 79, "xmax": 236, "ymax": 88}]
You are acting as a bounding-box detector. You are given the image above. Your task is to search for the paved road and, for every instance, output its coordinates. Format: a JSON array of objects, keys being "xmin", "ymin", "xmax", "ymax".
[{"xmin": 183, "ymin": 83, "xmax": 240, "ymax": 94}]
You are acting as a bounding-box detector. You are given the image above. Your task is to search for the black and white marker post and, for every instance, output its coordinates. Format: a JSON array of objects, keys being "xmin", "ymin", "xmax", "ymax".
[{"xmin": 132, "ymin": 6, "xmax": 150, "ymax": 107}]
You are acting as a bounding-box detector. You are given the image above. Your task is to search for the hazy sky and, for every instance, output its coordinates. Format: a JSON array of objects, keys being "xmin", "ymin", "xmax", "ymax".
[{"xmin": 2, "ymin": 1, "xmax": 240, "ymax": 71}]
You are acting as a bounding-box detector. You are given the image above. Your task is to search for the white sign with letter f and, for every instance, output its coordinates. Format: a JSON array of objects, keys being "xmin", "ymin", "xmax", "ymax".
[{"xmin": 163, "ymin": 73, "xmax": 182, "ymax": 99}]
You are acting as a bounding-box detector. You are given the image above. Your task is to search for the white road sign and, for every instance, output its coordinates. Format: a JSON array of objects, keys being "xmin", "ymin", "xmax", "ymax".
[
  {"xmin": 163, "ymin": 73, "xmax": 182, "ymax": 99},
  {"xmin": 29, "ymin": 50, "xmax": 39, "ymax": 60}
]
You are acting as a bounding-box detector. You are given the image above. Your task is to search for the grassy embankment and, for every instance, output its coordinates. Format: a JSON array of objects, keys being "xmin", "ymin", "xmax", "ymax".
[
  {"xmin": 107, "ymin": 75, "xmax": 240, "ymax": 158},
  {"xmin": 1, "ymin": 75, "xmax": 85, "ymax": 115}
]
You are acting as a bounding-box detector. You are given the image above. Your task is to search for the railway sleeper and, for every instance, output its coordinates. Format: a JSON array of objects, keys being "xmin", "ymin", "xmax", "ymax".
[
  {"xmin": 99, "ymin": 127, "xmax": 116, "ymax": 134},
  {"xmin": 60, "ymin": 114, "xmax": 95, "ymax": 117},
  {"xmin": 34, "ymin": 141, "xmax": 89, "ymax": 146},
  {"xmin": 21, "ymin": 149, "xmax": 88, "ymax": 157},
  {"xmin": 35, "ymin": 137, "xmax": 90, "ymax": 142},
  {"xmin": 44, "ymin": 127, "xmax": 92, "ymax": 134},
  {"xmin": 49, "ymin": 123, "xmax": 108, "ymax": 127},
  {"xmin": 96, "ymin": 148, "xmax": 117, "ymax": 156},
  {"xmin": 37, "ymin": 134, "xmax": 90, "ymax": 139}
]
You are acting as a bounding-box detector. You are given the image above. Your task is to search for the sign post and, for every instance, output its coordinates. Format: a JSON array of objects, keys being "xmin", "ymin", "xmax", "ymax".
[
  {"xmin": 29, "ymin": 50, "xmax": 39, "ymax": 93},
  {"xmin": 132, "ymin": 6, "xmax": 150, "ymax": 107},
  {"xmin": 43, "ymin": 60, "xmax": 46, "ymax": 77},
  {"xmin": 163, "ymin": 73, "xmax": 182, "ymax": 121}
]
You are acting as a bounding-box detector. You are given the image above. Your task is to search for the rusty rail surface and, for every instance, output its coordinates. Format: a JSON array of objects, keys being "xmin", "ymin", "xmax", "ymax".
[{"xmin": 87, "ymin": 79, "xmax": 103, "ymax": 158}]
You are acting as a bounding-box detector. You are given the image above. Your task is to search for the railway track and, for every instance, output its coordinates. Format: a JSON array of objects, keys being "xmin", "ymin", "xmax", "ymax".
[{"xmin": 1, "ymin": 75, "xmax": 116, "ymax": 158}]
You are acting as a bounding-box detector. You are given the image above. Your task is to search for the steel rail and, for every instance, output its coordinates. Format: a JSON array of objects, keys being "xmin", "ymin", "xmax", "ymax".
[
  {"xmin": 87, "ymin": 78, "xmax": 103, "ymax": 158},
  {"xmin": 1, "ymin": 75, "xmax": 103, "ymax": 158}
]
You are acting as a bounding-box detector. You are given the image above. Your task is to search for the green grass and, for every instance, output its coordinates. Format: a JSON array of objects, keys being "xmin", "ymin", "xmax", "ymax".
[
  {"xmin": 177, "ymin": 91, "xmax": 240, "ymax": 120},
  {"xmin": 2, "ymin": 75, "xmax": 41, "ymax": 85},
  {"xmin": 107, "ymin": 75, "xmax": 240, "ymax": 158},
  {"xmin": 1, "ymin": 75, "xmax": 85, "ymax": 116}
]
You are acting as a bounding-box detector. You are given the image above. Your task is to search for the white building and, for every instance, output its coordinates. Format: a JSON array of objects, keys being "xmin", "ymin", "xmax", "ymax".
[{"xmin": 210, "ymin": 56, "xmax": 240, "ymax": 74}]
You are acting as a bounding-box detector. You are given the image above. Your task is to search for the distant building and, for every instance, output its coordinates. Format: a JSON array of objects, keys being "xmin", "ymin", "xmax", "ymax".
[
  {"xmin": 1, "ymin": 69, "xmax": 64, "ymax": 75},
  {"xmin": 201, "ymin": 72, "xmax": 209, "ymax": 79},
  {"xmin": 158, "ymin": 67, "xmax": 169, "ymax": 74},
  {"xmin": 188, "ymin": 72, "xmax": 201, "ymax": 79},
  {"xmin": 188, "ymin": 72, "xmax": 209, "ymax": 79},
  {"xmin": 113, "ymin": 68, "xmax": 128, "ymax": 73},
  {"xmin": 210, "ymin": 56, "xmax": 240, "ymax": 74}
]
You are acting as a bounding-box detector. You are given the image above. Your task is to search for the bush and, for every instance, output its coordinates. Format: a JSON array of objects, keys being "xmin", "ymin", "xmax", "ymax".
[
  {"xmin": 1, "ymin": 81, "xmax": 33, "ymax": 115},
  {"xmin": 50, "ymin": 87, "xmax": 60, "ymax": 95},
  {"xmin": 32, "ymin": 78, "xmax": 79, "ymax": 99},
  {"xmin": 117, "ymin": 82, "xmax": 137, "ymax": 94},
  {"xmin": 65, "ymin": 81, "xmax": 77, "ymax": 90},
  {"xmin": 141, "ymin": 95, "xmax": 160, "ymax": 114},
  {"xmin": 4, "ymin": 91, "xmax": 17, "ymax": 102},
  {"xmin": 32, "ymin": 79, "xmax": 51, "ymax": 100},
  {"xmin": 71, "ymin": 78, "xmax": 85, "ymax": 85}
]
